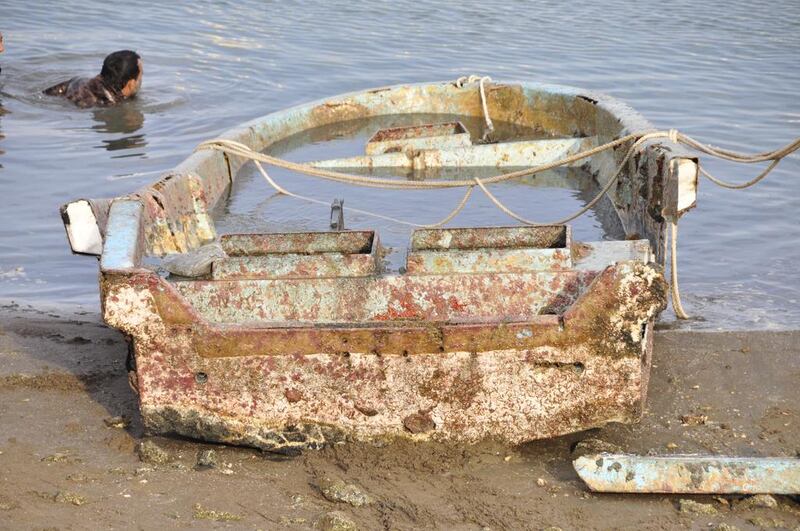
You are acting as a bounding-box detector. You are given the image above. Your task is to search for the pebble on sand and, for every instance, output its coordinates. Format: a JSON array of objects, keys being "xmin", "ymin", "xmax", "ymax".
[
  {"xmin": 41, "ymin": 452, "xmax": 73, "ymax": 463},
  {"xmin": 319, "ymin": 510, "xmax": 358, "ymax": 531},
  {"xmin": 747, "ymin": 516, "xmax": 786, "ymax": 528},
  {"xmin": 678, "ymin": 499, "xmax": 718, "ymax": 515},
  {"xmin": 736, "ymin": 494, "xmax": 778, "ymax": 510},
  {"xmin": 54, "ymin": 491, "xmax": 87, "ymax": 506},
  {"xmin": 137, "ymin": 440, "xmax": 170, "ymax": 465},
  {"xmin": 192, "ymin": 503, "xmax": 242, "ymax": 522},
  {"xmin": 0, "ymin": 494, "xmax": 19, "ymax": 511},
  {"xmin": 195, "ymin": 449, "xmax": 218, "ymax": 469},
  {"xmin": 103, "ymin": 416, "xmax": 130, "ymax": 429},
  {"xmin": 679, "ymin": 414, "xmax": 708, "ymax": 426},
  {"xmin": 317, "ymin": 477, "xmax": 374, "ymax": 507}
]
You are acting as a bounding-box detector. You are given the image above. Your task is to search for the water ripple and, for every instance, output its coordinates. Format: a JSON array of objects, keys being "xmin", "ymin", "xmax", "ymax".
[{"xmin": 0, "ymin": 0, "xmax": 797, "ymax": 330}]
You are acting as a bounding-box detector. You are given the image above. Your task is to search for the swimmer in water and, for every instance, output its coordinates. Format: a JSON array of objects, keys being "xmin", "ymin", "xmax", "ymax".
[
  {"xmin": 0, "ymin": 32, "xmax": 5, "ymax": 74},
  {"xmin": 44, "ymin": 50, "xmax": 142, "ymax": 108}
]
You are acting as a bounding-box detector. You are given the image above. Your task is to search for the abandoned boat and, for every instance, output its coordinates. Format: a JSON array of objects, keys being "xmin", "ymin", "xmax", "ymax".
[{"xmin": 61, "ymin": 79, "xmax": 698, "ymax": 452}]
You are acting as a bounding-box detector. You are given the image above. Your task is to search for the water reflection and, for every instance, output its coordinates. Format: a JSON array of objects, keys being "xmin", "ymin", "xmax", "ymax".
[
  {"xmin": 91, "ymin": 103, "xmax": 146, "ymax": 152},
  {"xmin": 0, "ymin": 100, "xmax": 6, "ymax": 169},
  {"xmin": 0, "ymin": 26, "xmax": 6, "ymax": 167}
]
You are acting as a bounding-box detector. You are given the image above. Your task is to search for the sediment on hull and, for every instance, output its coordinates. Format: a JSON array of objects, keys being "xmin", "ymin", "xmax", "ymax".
[{"xmin": 142, "ymin": 405, "xmax": 341, "ymax": 453}]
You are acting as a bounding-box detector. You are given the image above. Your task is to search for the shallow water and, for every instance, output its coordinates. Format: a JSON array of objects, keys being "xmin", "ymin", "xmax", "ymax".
[{"xmin": 0, "ymin": 1, "xmax": 798, "ymax": 330}]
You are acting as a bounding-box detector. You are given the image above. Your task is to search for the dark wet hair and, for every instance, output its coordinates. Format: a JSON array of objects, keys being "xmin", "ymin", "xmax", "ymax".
[{"xmin": 100, "ymin": 50, "xmax": 141, "ymax": 92}]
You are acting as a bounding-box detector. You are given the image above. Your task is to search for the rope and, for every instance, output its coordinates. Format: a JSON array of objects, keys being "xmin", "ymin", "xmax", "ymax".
[
  {"xmin": 699, "ymin": 160, "xmax": 781, "ymax": 189},
  {"xmin": 198, "ymin": 130, "xmax": 797, "ymax": 193},
  {"xmin": 198, "ymin": 134, "xmax": 638, "ymax": 189},
  {"xmin": 669, "ymin": 219, "xmax": 689, "ymax": 319},
  {"xmin": 679, "ymin": 135, "xmax": 800, "ymax": 163},
  {"xmin": 202, "ymin": 133, "xmax": 660, "ymax": 231},
  {"xmin": 195, "ymin": 77, "xmax": 800, "ymax": 320},
  {"xmin": 472, "ymin": 134, "xmax": 655, "ymax": 225},
  {"xmin": 456, "ymin": 75, "xmax": 495, "ymax": 138},
  {"xmin": 198, "ymin": 131, "xmax": 718, "ymax": 230},
  {"xmin": 253, "ymin": 159, "xmax": 475, "ymax": 228}
]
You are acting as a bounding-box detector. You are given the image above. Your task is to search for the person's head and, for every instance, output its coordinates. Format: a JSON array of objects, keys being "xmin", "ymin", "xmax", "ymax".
[{"xmin": 100, "ymin": 50, "xmax": 142, "ymax": 98}]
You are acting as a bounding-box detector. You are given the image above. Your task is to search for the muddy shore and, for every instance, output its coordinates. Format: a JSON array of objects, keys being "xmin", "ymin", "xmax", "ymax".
[{"xmin": 0, "ymin": 301, "xmax": 798, "ymax": 530}]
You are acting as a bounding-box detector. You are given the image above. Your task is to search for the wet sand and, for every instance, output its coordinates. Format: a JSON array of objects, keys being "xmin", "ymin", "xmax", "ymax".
[{"xmin": 0, "ymin": 301, "xmax": 798, "ymax": 530}]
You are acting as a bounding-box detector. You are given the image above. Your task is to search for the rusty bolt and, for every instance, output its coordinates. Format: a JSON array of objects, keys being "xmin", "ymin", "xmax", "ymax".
[
  {"xmin": 284, "ymin": 388, "xmax": 303, "ymax": 403},
  {"xmin": 403, "ymin": 412, "xmax": 435, "ymax": 434}
]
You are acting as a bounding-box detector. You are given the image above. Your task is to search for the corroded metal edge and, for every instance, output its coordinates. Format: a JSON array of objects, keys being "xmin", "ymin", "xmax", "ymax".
[
  {"xmin": 99, "ymin": 200, "xmax": 143, "ymax": 271},
  {"xmin": 212, "ymin": 231, "xmax": 380, "ymax": 280},
  {"xmin": 221, "ymin": 230, "xmax": 375, "ymax": 256},
  {"xmin": 365, "ymin": 121, "xmax": 471, "ymax": 155},
  {"xmin": 411, "ymin": 225, "xmax": 567, "ymax": 251},
  {"xmin": 406, "ymin": 225, "xmax": 571, "ymax": 275},
  {"xmin": 574, "ymin": 454, "xmax": 800, "ymax": 494}
]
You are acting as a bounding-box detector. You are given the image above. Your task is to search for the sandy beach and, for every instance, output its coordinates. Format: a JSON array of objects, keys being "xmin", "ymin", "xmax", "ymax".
[{"xmin": 1, "ymin": 301, "xmax": 798, "ymax": 530}]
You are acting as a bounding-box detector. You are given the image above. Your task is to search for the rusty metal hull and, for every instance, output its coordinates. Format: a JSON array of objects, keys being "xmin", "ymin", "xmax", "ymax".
[
  {"xmin": 62, "ymin": 80, "xmax": 693, "ymax": 450},
  {"xmin": 103, "ymin": 259, "xmax": 665, "ymax": 450}
]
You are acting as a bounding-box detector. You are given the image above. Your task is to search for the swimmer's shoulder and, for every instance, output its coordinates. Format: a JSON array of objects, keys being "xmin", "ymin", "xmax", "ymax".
[
  {"xmin": 44, "ymin": 77, "xmax": 115, "ymax": 108},
  {"xmin": 43, "ymin": 77, "xmax": 81, "ymax": 96},
  {"xmin": 81, "ymin": 77, "xmax": 116, "ymax": 107}
]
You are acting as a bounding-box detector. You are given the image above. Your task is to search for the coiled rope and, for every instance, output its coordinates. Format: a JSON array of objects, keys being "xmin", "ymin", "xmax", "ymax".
[{"xmin": 196, "ymin": 77, "xmax": 799, "ymax": 319}]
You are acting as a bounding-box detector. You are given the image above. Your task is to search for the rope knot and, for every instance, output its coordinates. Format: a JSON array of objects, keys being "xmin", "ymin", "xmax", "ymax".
[
  {"xmin": 668, "ymin": 129, "xmax": 679, "ymax": 143},
  {"xmin": 455, "ymin": 74, "xmax": 490, "ymax": 88}
]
